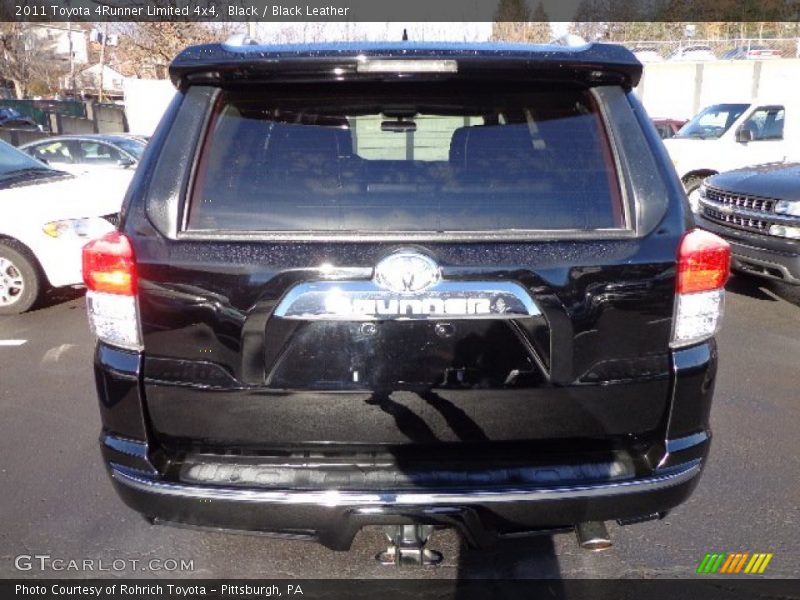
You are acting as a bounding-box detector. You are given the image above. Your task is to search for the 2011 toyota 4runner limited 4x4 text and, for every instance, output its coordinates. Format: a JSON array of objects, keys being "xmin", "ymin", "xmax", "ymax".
[{"xmin": 84, "ymin": 41, "xmax": 730, "ymax": 564}]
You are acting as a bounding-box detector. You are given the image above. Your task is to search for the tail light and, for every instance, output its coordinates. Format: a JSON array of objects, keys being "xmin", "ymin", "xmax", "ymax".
[
  {"xmin": 82, "ymin": 232, "xmax": 142, "ymax": 350},
  {"xmin": 671, "ymin": 229, "xmax": 731, "ymax": 348}
]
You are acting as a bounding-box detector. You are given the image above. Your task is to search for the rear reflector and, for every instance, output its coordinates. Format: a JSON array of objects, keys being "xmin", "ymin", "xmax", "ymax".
[
  {"xmin": 671, "ymin": 229, "xmax": 730, "ymax": 348},
  {"xmin": 671, "ymin": 289, "xmax": 724, "ymax": 348},
  {"xmin": 86, "ymin": 292, "xmax": 141, "ymax": 351},
  {"xmin": 82, "ymin": 232, "xmax": 137, "ymax": 295},
  {"xmin": 82, "ymin": 232, "xmax": 141, "ymax": 351}
]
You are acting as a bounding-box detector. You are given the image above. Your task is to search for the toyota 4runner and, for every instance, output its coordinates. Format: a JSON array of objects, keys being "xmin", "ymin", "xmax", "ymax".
[{"xmin": 84, "ymin": 42, "xmax": 730, "ymax": 563}]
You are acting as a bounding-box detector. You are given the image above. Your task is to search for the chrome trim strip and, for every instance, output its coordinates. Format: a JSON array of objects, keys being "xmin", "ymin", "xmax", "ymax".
[
  {"xmin": 273, "ymin": 280, "xmax": 540, "ymax": 321},
  {"xmin": 705, "ymin": 185, "xmax": 779, "ymax": 206},
  {"xmin": 110, "ymin": 460, "xmax": 701, "ymax": 507},
  {"xmin": 665, "ymin": 431, "xmax": 709, "ymax": 454},
  {"xmin": 177, "ymin": 228, "xmax": 636, "ymax": 243},
  {"xmin": 102, "ymin": 435, "xmax": 149, "ymax": 460}
]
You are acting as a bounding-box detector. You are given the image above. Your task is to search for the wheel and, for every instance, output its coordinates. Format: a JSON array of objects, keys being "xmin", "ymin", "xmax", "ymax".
[
  {"xmin": 0, "ymin": 242, "xmax": 42, "ymax": 315},
  {"xmin": 683, "ymin": 176, "xmax": 706, "ymax": 214}
]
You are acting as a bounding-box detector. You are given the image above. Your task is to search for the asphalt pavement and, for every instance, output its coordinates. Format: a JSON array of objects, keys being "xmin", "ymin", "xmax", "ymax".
[{"xmin": 0, "ymin": 276, "xmax": 798, "ymax": 579}]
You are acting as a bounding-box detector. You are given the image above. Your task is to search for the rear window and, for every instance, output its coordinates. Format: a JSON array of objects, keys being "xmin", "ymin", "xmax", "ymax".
[{"xmin": 186, "ymin": 84, "xmax": 624, "ymax": 233}]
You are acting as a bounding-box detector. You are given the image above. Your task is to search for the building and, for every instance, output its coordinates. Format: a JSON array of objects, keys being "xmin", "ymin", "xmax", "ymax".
[
  {"xmin": 27, "ymin": 24, "xmax": 89, "ymax": 66},
  {"xmin": 67, "ymin": 64, "xmax": 126, "ymax": 101}
]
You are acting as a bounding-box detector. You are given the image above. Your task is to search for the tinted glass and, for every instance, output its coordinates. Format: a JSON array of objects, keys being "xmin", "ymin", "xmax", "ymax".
[
  {"xmin": 187, "ymin": 85, "xmax": 623, "ymax": 232},
  {"xmin": 78, "ymin": 141, "xmax": 124, "ymax": 164},
  {"xmin": 112, "ymin": 138, "xmax": 145, "ymax": 159},
  {"xmin": 0, "ymin": 139, "xmax": 54, "ymax": 178},
  {"xmin": 28, "ymin": 140, "xmax": 74, "ymax": 164},
  {"xmin": 676, "ymin": 104, "xmax": 749, "ymax": 139},
  {"xmin": 741, "ymin": 106, "xmax": 784, "ymax": 140}
]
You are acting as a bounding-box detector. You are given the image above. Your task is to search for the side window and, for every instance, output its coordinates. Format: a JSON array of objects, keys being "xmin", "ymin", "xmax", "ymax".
[
  {"xmin": 741, "ymin": 107, "xmax": 784, "ymax": 141},
  {"xmin": 29, "ymin": 141, "xmax": 74, "ymax": 164},
  {"xmin": 78, "ymin": 141, "xmax": 124, "ymax": 165}
]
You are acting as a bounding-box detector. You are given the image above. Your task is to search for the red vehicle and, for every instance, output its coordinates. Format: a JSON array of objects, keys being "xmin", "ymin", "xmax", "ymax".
[{"xmin": 652, "ymin": 118, "xmax": 687, "ymax": 139}]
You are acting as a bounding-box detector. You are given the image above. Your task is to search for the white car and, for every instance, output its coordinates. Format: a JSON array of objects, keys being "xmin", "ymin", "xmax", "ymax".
[
  {"xmin": 632, "ymin": 47, "xmax": 664, "ymax": 63},
  {"xmin": 0, "ymin": 140, "xmax": 124, "ymax": 314},
  {"xmin": 19, "ymin": 134, "xmax": 143, "ymax": 182},
  {"xmin": 663, "ymin": 101, "xmax": 799, "ymax": 211},
  {"xmin": 668, "ymin": 45, "xmax": 717, "ymax": 61}
]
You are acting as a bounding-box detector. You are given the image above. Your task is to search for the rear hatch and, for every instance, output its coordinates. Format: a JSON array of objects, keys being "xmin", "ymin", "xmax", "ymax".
[{"xmin": 129, "ymin": 46, "xmax": 682, "ymax": 475}]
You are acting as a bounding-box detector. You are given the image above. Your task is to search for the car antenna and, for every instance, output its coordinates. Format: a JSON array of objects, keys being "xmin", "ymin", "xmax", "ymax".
[{"xmin": 402, "ymin": 29, "xmax": 408, "ymax": 41}]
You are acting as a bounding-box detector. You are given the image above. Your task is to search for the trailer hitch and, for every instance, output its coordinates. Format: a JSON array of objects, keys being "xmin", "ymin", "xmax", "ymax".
[{"xmin": 376, "ymin": 525, "xmax": 443, "ymax": 566}]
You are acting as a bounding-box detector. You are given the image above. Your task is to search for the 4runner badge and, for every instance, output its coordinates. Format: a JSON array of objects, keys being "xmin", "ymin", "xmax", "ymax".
[{"xmin": 273, "ymin": 252, "xmax": 540, "ymax": 321}]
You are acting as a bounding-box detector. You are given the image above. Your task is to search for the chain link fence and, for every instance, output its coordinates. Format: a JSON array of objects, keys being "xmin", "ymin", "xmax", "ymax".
[{"xmin": 619, "ymin": 38, "xmax": 800, "ymax": 61}]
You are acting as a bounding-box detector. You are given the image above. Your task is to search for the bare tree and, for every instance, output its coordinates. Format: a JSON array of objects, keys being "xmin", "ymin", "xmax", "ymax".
[
  {"xmin": 526, "ymin": 2, "xmax": 553, "ymax": 43},
  {"xmin": 491, "ymin": 0, "xmax": 532, "ymax": 42},
  {"xmin": 569, "ymin": 0, "xmax": 609, "ymax": 41},
  {"xmin": 111, "ymin": 22, "xmax": 235, "ymax": 79},
  {"xmin": 0, "ymin": 23, "xmax": 66, "ymax": 98}
]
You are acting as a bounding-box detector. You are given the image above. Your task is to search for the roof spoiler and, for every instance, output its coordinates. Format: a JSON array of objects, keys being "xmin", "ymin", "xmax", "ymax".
[{"xmin": 169, "ymin": 42, "xmax": 643, "ymax": 89}]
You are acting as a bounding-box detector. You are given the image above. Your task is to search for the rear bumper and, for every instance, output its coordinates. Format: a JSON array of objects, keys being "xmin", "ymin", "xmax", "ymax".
[
  {"xmin": 108, "ymin": 451, "xmax": 704, "ymax": 550},
  {"xmin": 696, "ymin": 216, "xmax": 800, "ymax": 284},
  {"xmin": 729, "ymin": 243, "xmax": 800, "ymax": 285},
  {"xmin": 95, "ymin": 339, "xmax": 717, "ymax": 549}
]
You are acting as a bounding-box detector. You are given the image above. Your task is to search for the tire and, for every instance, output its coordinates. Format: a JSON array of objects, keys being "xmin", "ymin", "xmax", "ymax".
[
  {"xmin": 0, "ymin": 242, "xmax": 42, "ymax": 315},
  {"xmin": 683, "ymin": 176, "xmax": 706, "ymax": 214}
]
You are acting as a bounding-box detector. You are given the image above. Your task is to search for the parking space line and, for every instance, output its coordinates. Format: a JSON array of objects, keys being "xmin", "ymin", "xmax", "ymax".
[{"xmin": 0, "ymin": 339, "xmax": 27, "ymax": 346}]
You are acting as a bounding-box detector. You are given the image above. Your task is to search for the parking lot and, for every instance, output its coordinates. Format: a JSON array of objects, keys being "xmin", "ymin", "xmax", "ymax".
[{"xmin": 0, "ymin": 275, "xmax": 798, "ymax": 579}]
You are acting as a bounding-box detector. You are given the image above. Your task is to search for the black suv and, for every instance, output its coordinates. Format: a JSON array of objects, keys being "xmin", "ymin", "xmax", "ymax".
[{"xmin": 84, "ymin": 42, "xmax": 730, "ymax": 562}]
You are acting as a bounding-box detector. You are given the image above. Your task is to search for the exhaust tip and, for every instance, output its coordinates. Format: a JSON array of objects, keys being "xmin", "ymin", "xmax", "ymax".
[{"xmin": 575, "ymin": 521, "xmax": 612, "ymax": 551}]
